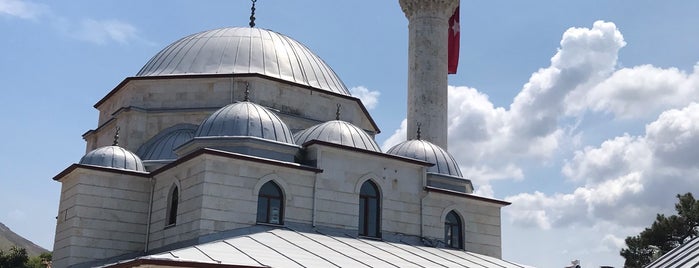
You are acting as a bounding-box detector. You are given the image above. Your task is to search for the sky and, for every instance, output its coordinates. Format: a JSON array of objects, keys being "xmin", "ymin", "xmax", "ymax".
[{"xmin": 2, "ymin": 0, "xmax": 699, "ymax": 267}]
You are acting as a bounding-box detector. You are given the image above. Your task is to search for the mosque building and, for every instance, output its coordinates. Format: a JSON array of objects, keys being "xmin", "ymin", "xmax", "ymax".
[{"xmin": 51, "ymin": 1, "xmax": 524, "ymax": 267}]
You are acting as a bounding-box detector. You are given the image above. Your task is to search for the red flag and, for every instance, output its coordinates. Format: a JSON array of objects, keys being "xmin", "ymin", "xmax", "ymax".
[{"xmin": 448, "ymin": 6, "xmax": 460, "ymax": 74}]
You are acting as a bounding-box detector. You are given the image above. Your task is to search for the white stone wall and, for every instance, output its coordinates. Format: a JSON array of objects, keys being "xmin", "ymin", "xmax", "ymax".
[
  {"xmin": 308, "ymin": 145, "xmax": 426, "ymax": 236},
  {"xmin": 148, "ymin": 156, "xmax": 206, "ymax": 249},
  {"xmin": 52, "ymin": 169, "xmax": 150, "ymax": 268},
  {"xmin": 308, "ymin": 144, "xmax": 503, "ymax": 257},
  {"xmin": 87, "ymin": 77, "xmax": 377, "ymax": 152},
  {"xmin": 422, "ymin": 191, "xmax": 503, "ymax": 258},
  {"xmin": 147, "ymin": 153, "xmax": 317, "ymax": 250}
]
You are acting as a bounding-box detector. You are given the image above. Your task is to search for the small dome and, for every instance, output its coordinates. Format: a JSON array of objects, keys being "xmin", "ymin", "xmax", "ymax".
[
  {"xmin": 137, "ymin": 124, "xmax": 197, "ymax": 160},
  {"xmin": 79, "ymin": 146, "xmax": 146, "ymax": 172},
  {"xmin": 386, "ymin": 140, "xmax": 463, "ymax": 177},
  {"xmin": 136, "ymin": 27, "xmax": 350, "ymax": 95},
  {"xmin": 294, "ymin": 120, "xmax": 381, "ymax": 152},
  {"xmin": 195, "ymin": 101, "xmax": 294, "ymax": 144}
]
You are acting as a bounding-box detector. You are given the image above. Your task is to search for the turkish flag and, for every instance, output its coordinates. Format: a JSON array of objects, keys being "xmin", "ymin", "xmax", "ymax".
[{"xmin": 448, "ymin": 6, "xmax": 460, "ymax": 74}]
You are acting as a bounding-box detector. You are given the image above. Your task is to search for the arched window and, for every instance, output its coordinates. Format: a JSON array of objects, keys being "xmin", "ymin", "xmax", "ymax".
[
  {"xmin": 257, "ymin": 181, "xmax": 284, "ymax": 224},
  {"xmin": 359, "ymin": 180, "xmax": 381, "ymax": 237},
  {"xmin": 444, "ymin": 210, "xmax": 463, "ymax": 249},
  {"xmin": 166, "ymin": 185, "xmax": 179, "ymax": 226}
]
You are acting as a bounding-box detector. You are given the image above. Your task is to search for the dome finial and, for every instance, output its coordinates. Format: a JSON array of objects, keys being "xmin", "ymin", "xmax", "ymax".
[
  {"xmin": 336, "ymin": 104, "xmax": 341, "ymax": 120},
  {"xmin": 244, "ymin": 82, "xmax": 251, "ymax": 101},
  {"xmin": 416, "ymin": 122, "xmax": 422, "ymax": 140},
  {"xmin": 113, "ymin": 126, "xmax": 120, "ymax": 146},
  {"xmin": 249, "ymin": 0, "xmax": 257, "ymax": 28}
]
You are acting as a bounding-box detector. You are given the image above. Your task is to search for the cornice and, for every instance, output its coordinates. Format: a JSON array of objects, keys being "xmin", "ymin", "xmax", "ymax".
[{"xmin": 399, "ymin": 0, "xmax": 459, "ymax": 19}]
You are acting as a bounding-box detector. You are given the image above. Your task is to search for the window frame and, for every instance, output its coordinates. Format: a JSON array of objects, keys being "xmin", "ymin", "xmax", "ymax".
[
  {"xmin": 444, "ymin": 210, "xmax": 463, "ymax": 249},
  {"xmin": 256, "ymin": 181, "xmax": 284, "ymax": 225},
  {"xmin": 165, "ymin": 184, "xmax": 179, "ymax": 228},
  {"xmin": 358, "ymin": 180, "xmax": 381, "ymax": 238}
]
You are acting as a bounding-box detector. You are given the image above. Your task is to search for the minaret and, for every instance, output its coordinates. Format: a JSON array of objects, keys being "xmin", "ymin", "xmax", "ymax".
[{"xmin": 399, "ymin": 0, "xmax": 458, "ymax": 149}]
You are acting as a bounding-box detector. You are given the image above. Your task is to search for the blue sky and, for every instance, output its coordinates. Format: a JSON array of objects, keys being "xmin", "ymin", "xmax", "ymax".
[{"xmin": 2, "ymin": 0, "xmax": 699, "ymax": 267}]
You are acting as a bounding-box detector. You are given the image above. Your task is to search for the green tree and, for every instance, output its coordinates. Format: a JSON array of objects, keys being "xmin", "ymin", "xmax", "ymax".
[
  {"xmin": 0, "ymin": 246, "xmax": 29, "ymax": 268},
  {"xmin": 620, "ymin": 193, "xmax": 699, "ymax": 268},
  {"xmin": 26, "ymin": 252, "xmax": 51, "ymax": 268}
]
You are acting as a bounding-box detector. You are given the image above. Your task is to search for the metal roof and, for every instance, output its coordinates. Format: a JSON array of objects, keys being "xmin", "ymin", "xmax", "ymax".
[
  {"xmin": 136, "ymin": 27, "xmax": 350, "ymax": 96},
  {"xmin": 103, "ymin": 228, "xmax": 527, "ymax": 268},
  {"xmin": 295, "ymin": 120, "xmax": 381, "ymax": 152},
  {"xmin": 137, "ymin": 124, "xmax": 197, "ymax": 160},
  {"xmin": 646, "ymin": 236, "xmax": 699, "ymax": 268},
  {"xmin": 195, "ymin": 101, "xmax": 295, "ymax": 144},
  {"xmin": 79, "ymin": 146, "xmax": 146, "ymax": 172},
  {"xmin": 387, "ymin": 140, "xmax": 463, "ymax": 177}
]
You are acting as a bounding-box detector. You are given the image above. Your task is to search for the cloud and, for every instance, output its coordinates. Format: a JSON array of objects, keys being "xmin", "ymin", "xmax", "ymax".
[
  {"xmin": 73, "ymin": 18, "xmax": 140, "ymax": 45},
  {"xmin": 350, "ymin": 86, "xmax": 380, "ymax": 110},
  {"xmin": 381, "ymin": 118, "xmax": 406, "ymax": 151},
  {"xmin": 507, "ymin": 103, "xmax": 699, "ymax": 231},
  {"xmin": 381, "ymin": 21, "xmax": 699, "ymax": 262},
  {"xmin": 0, "ymin": 0, "xmax": 48, "ymax": 19},
  {"xmin": 566, "ymin": 64, "xmax": 699, "ymax": 119},
  {"xmin": 383, "ymin": 21, "xmax": 626, "ymax": 185}
]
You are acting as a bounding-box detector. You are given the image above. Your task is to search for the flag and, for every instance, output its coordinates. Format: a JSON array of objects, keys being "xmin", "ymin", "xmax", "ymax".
[{"xmin": 448, "ymin": 6, "xmax": 460, "ymax": 74}]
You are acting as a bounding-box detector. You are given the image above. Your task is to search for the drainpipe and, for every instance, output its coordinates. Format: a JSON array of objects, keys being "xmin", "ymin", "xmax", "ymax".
[
  {"xmin": 312, "ymin": 149, "xmax": 322, "ymax": 227},
  {"xmin": 144, "ymin": 177, "xmax": 155, "ymax": 252},
  {"xmin": 420, "ymin": 166, "xmax": 428, "ymax": 239}
]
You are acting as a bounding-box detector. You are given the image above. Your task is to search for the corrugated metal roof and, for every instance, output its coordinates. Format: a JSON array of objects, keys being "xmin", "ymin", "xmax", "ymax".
[
  {"xmin": 102, "ymin": 228, "xmax": 528, "ymax": 268},
  {"xmin": 646, "ymin": 236, "xmax": 699, "ymax": 268}
]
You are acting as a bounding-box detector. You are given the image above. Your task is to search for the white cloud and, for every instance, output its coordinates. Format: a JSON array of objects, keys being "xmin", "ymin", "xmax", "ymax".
[
  {"xmin": 566, "ymin": 64, "xmax": 699, "ymax": 119},
  {"xmin": 381, "ymin": 118, "xmax": 406, "ymax": 152},
  {"xmin": 507, "ymin": 103, "xmax": 699, "ymax": 231},
  {"xmin": 73, "ymin": 18, "xmax": 140, "ymax": 45},
  {"xmin": 350, "ymin": 86, "xmax": 380, "ymax": 110},
  {"xmin": 383, "ymin": 21, "xmax": 626, "ymax": 183},
  {"xmin": 382, "ymin": 20, "xmax": 699, "ymax": 263},
  {"xmin": 0, "ymin": 0, "xmax": 48, "ymax": 19}
]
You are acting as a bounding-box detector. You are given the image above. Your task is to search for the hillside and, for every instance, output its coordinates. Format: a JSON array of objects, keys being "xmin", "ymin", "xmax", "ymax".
[{"xmin": 0, "ymin": 222, "xmax": 49, "ymax": 256}]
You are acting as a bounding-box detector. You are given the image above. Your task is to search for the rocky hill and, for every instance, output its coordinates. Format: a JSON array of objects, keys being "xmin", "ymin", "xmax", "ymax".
[{"xmin": 0, "ymin": 222, "xmax": 49, "ymax": 256}]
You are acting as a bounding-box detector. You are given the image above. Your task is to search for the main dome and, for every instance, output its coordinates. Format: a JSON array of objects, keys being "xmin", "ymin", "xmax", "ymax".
[{"xmin": 136, "ymin": 27, "xmax": 350, "ymax": 95}]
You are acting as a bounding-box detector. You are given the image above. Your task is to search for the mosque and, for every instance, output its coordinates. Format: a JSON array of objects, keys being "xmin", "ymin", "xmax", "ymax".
[{"xmin": 51, "ymin": 1, "xmax": 523, "ymax": 267}]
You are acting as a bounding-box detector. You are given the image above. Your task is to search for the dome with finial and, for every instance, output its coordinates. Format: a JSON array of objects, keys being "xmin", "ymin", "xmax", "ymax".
[
  {"xmin": 80, "ymin": 127, "xmax": 146, "ymax": 171},
  {"xmin": 386, "ymin": 139, "xmax": 463, "ymax": 177},
  {"xmin": 80, "ymin": 146, "xmax": 146, "ymax": 172},
  {"xmin": 136, "ymin": 27, "xmax": 350, "ymax": 96},
  {"xmin": 195, "ymin": 101, "xmax": 294, "ymax": 144},
  {"xmin": 294, "ymin": 120, "xmax": 381, "ymax": 152}
]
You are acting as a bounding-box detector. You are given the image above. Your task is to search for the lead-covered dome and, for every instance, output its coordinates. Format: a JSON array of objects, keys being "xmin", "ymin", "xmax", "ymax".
[
  {"xmin": 79, "ymin": 146, "xmax": 146, "ymax": 172},
  {"xmin": 137, "ymin": 124, "xmax": 197, "ymax": 160},
  {"xmin": 294, "ymin": 120, "xmax": 381, "ymax": 152},
  {"xmin": 195, "ymin": 101, "xmax": 294, "ymax": 144},
  {"xmin": 137, "ymin": 27, "xmax": 350, "ymax": 95},
  {"xmin": 386, "ymin": 140, "xmax": 463, "ymax": 177}
]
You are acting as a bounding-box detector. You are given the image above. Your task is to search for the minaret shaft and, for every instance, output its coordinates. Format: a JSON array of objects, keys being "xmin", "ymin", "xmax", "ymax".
[{"xmin": 400, "ymin": 0, "xmax": 458, "ymax": 149}]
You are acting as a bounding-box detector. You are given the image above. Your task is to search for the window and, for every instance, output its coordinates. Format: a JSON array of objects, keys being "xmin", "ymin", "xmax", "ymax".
[
  {"xmin": 359, "ymin": 180, "xmax": 381, "ymax": 237},
  {"xmin": 444, "ymin": 210, "xmax": 463, "ymax": 249},
  {"xmin": 257, "ymin": 181, "xmax": 283, "ymax": 224},
  {"xmin": 166, "ymin": 185, "xmax": 179, "ymax": 226}
]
